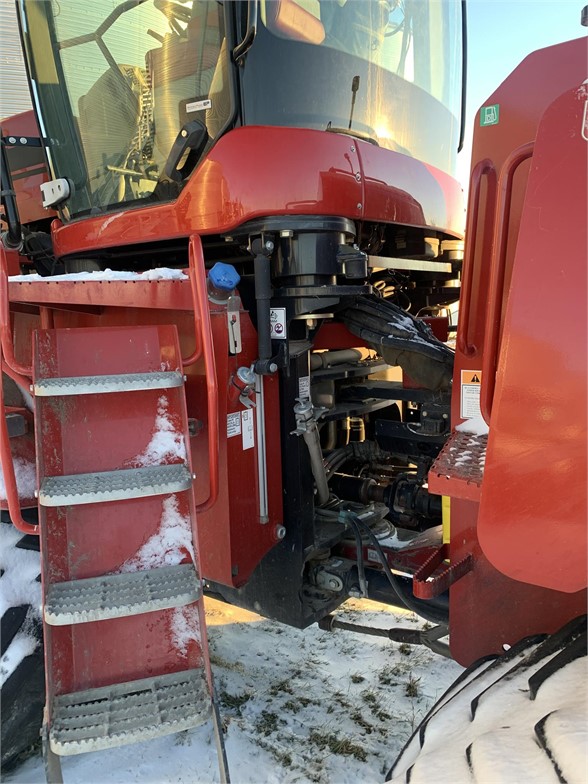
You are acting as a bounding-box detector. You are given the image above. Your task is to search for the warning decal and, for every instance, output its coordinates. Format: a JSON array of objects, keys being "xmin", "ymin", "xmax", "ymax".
[{"xmin": 460, "ymin": 370, "xmax": 482, "ymax": 418}]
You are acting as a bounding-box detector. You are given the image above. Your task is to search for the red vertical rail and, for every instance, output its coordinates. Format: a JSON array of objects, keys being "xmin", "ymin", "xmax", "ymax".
[
  {"xmin": 188, "ymin": 235, "xmax": 219, "ymax": 513},
  {"xmin": 0, "ymin": 245, "xmax": 37, "ymax": 535}
]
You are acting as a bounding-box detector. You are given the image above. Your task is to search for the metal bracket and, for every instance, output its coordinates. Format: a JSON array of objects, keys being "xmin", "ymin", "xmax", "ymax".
[{"xmin": 413, "ymin": 543, "xmax": 473, "ymax": 599}]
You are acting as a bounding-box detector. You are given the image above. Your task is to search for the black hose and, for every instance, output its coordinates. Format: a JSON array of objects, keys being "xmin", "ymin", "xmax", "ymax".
[{"xmin": 351, "ymin": 512, "xmax": 448, "ymax": 624}]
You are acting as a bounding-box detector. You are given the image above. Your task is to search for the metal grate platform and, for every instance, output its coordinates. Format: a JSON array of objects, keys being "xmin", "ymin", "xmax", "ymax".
[
  {"xmin": 34, "ymin": 371, "xmax": 183, "ymax": 396},
  {"xmin": 44, "ymin": 564, "xmax": 200, "ymax": 625},
  {"xmin": 39, "ymin": 464, "xmax": 192, "ymax": 507},
  {"xmin": 428, "ymin": 430, "xmax": 488, "ymax": 502},
  {"xmin": 50, "ymin": 669, "xmax": 211, "ymax": 755}
]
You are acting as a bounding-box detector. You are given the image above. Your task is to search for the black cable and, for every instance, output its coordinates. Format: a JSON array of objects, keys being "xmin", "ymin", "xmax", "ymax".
[
  {"xmin": 343, "ymin": 514, "xmax": 368, "ymax": 598},
  {"xmin": 351, "ymin": 512, "xmax": 444, "ymax": 622}
]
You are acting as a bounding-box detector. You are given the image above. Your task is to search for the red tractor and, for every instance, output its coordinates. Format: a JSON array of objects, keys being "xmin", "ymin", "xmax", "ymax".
[{"xmin": 1, "ymin": 1, "xmax": 586, "ymax": 780}]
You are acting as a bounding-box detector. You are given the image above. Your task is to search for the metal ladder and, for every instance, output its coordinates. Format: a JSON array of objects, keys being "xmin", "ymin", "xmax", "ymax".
[{"xmin": 31, "ymin": 323, "xmax": 228, "ymax": 783}]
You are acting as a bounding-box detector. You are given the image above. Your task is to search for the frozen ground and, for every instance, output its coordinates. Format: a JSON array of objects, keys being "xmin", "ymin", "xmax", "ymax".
[{"xmin": 5, "ymin": 597, "xmax": 463, "ymax": 784}]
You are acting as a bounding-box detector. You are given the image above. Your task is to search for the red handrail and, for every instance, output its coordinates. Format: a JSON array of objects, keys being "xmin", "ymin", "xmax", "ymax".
[
  {"xmin": 480, "ymin": 141, "xmax": 534, "ymax": 424},
  {"xmin": 0, "ymin": 246, "xmax": 32, "ymax": 378},
  {"xmin": 457, "ymin": 159, "xmax": 497, "ymax": 357},
  {"xmin": 188, "ymin": 235, "xmax": 219, "ymax": 513},
  {"xmin": 0, "ymin": 246, "xmax": 37, "ymax": 534}
]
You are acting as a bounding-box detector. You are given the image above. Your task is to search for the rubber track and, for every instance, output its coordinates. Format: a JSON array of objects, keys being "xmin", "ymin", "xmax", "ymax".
[{"xmin": 388, "ymin": 616, "xmax": 587, "ymax": 784}]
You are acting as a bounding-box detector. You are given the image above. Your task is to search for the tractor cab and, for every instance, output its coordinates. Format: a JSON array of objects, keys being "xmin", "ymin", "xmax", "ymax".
[{"xmin": 19, "ymin": 0, "xmax": 463, "ymax": 220}]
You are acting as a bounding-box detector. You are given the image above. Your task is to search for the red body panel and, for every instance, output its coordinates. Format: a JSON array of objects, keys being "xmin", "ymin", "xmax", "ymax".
[
  {"xmin": 445, "ymin": 38, "xmax": 588, "ymax": 663},
  {"xmin": 50, "ymin": 126, "xmax": 464, "ymax": 258},
  {"xmin": 478, "ymin": 83, "xmax": 587, "ymax": 592},
  {"xmin": 34, "ymin": 326, "xmax": 206, "ymax": 694},
  {"xmin": 9, "ymin": 277, "xmax": 283, "ymax": 588}
]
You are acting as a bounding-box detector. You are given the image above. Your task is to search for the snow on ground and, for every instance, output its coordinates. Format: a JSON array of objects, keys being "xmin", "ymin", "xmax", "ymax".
[
  {"xmin": 5, "ymin": 597, "xmax": 463, "ymax": 784},
  {"xmin": 0, "ymin": 457, "xmax": 36, "ymax": 501},
  {"xmin": 0, "ymin": 525, "xmax": 42, "ymax": 686}
]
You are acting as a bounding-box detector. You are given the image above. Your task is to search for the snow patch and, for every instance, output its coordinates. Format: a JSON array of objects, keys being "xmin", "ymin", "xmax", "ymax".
[
  {"xmin": 133, "ymin": 396, "xmax": 187, "ymax": 466},
  {"xmin": 170, "ymin": 605, "xmax": 201, "ymax": 656},
  {"xmin": 0, "ymin": 524, "xmax": 42, "ymax": 685},
  {"xmin": 0, "ymin": 629, "xmax": 39, "ymax": 687},
  {"xmin": 9, "ymin": 268, "xmax": 188, "ymax": 282},
  {"xmin": 0, "ymin": 457, "xmax": 36, "ymax": 501},
  {"xmin": 119, "ymin": 495, "xmax": 194, "ymax": 573},
  {"xmin": 456, "ymin": 415, "xmax": 489, "ymax": 436},
  {"xmin": 0, "ymin": 525, "xmax": 42, "ymax": 618}
]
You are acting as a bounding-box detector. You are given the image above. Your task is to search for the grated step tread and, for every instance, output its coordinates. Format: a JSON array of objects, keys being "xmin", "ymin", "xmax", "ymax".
[
  {"xmin": 428, "ymin": 431, "xmax": 487, "ymax": 502},
  {"xmin": 34, "ymin": 371, "xmax": 184, "ymax": 396},
  {"xmin": 44, "ymin": 564, "xmax": 200, "ymax": 625},
  {"xmin": 50, "ymin": 669, "xmax": 211, "ymax": 755},
  {"xmin": 39, "ymin": 464, "xmax": 192, "ymax": 507}
]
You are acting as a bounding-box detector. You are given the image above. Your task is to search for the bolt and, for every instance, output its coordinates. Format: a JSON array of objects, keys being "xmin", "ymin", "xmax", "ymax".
[
  {"xmin": 181, "ymin": 129, "xmax": 188, "ymax": 137},
  {"xmin": 328, "ymin": 578, "xmax": 339, "ymax": 590},
  {"xmin": 442, "ymin": 413, "xmax": 448, "ymax": 419},
  {"xmin": 264, "ymin": 240, "xmax": 275, "ymax": 252},
  {"xmin": 269, "ymin": 362, "xmax": 278, "ymax": 373},
  {"xmin": 356, "ymin": 203, "xmax": 363, "ymax": 210},
  {"xmin": 350, "ymin": 145, "xmax": 356, "ymax": 152},
  {"xmin": 348, "ymin": 586, "xmax": 362, "ymax": 599},
  {"xmin": 8, "ymin": 136, "xmax": 16, "ymax": 144},
  {"xmin": 20, "ymin": 137, "xmax": 27, "ymax": 145},
  {"xmin": 355, "ymin": 173, "xmax": 361, "ymax": 182},
  {"xmin": 422, "ymin": 411, "xmax": 428, "ymax": 417},
  {"xmin": 275, "ymin": 524, "xmax": 286, "ymax": 540}
]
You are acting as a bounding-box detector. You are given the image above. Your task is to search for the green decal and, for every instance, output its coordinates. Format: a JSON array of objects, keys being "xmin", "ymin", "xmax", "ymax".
[{"xmin": 480, "ymin": 104, "xmax": 500, "ymax": 126}]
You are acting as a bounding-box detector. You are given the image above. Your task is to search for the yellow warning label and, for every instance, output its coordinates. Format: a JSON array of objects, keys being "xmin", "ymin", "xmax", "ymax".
[{"xmin": 461, "ymin": 370, "xmax": 482, "ymax": 385}]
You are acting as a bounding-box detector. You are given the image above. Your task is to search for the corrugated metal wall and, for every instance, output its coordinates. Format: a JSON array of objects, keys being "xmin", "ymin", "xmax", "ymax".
[{"xmin": 0, "ymin": 0, "xmax": 33, "ymax": 120}]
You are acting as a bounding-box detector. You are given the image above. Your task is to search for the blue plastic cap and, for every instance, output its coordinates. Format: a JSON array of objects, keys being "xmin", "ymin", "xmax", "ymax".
[{"xmin": 208, "ymin": 262, "xmax": 240, "ymax": 292}]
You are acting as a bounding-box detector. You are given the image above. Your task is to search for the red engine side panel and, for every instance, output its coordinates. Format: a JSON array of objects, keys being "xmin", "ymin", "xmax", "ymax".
[
  {"xmin": 50, "ymin": 126, "xmax": 463, "ymax": 258},
  {"xmin": 477, "ymin": 83, "xmax": 587, "ymax": 592}
]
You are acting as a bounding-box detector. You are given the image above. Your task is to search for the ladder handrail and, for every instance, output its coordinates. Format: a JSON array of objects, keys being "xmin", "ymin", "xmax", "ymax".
[
  {"xmin": 188, "ymin": 235, "xmax": 219, "ymax": 513},
  {"xmin": 0, "ymin": 245, "xmax": 37, "ymax": 535},
  {"xmin": 480, "ymin": 141, "xmax": 534, "ymax": 424}
]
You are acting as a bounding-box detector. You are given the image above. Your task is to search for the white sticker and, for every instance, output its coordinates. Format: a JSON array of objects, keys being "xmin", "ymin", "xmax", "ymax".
[
  {"xmin": 186, "ymin": 99, "xmax": 212, "ymax": 113},
  {"xmin": 460, "ymin": 370, "xmax": 482, "ymax": 419},
  {"xmin": 270, "ymin": 307, "xmax": 287, "ymax": 339},
  {"xmin": 241, "ymin": 409, "xmax": 255, "ymax": 450},
  {"xmin": 298, "ymin": 375, "xmax": 310, "ymax": 400},
  {"xmin": 367, "ymin": 548, "xmax": 378, "ymax": 562},
  {"xmin": 227, "ymin": 412, "xmax": 242, "ymax": 438}
]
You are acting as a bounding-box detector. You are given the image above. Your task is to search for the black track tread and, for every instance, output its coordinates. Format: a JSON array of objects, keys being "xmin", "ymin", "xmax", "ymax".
[
  {"xmin": 0, "ymin": 605, "xmax": 29, "ymax": 656},
  {"xmin": 529, "ymin": 631, "xmax": 587, "ymax": 700},
  {"xmin": 535, "ymin": 713, "xmax": 567, "ymax": 784},
  {"xmin": 387, "ymin": 620, "xmax": 587, "ymax": 783},
  {"xmin": 470, "ymin": 621, "xmax": 585, "ymax": 719}
]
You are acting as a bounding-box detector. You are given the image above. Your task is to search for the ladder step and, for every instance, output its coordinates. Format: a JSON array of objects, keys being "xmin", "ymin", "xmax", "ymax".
[
  {"xmin": 44, "ymin": 564, "xmax": 200, "ymax": 625},
  {"xmin": 428, "ymin": 430, "xmax": 487, "ymax": 502},
  {"xmin": 34, "ymin": 371, "xmax": 184, "ymax": 396},
  {"xmin": 39, "ymin": 464, "xmax": 192, "ymax": 507},
  {"xmin": 50, "ymin": 669, "xmax": 211, "ymax": 756}
]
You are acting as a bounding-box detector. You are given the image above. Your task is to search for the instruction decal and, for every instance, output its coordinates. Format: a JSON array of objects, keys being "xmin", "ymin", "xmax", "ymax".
[
  {"xmin": 241, "ymin": 409, "xmax": 255, "ymax": 450},
  {"xmin": 186, "ymin": 99, "xmax": 212, "ymax": 113},
  {"xmin": 270, "ymin": 308, "xmax": 287, "ymax": 339},
  {"xmin": 227, "ymin": 412, "xmax": 241, "ymax": 438},
  {"xmin": 460, "ymin": 370, "xmax": 482, "ymax": 418}
]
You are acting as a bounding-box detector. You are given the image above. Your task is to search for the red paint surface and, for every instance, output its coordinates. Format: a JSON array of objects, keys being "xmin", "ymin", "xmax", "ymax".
[
  {"xmin": 34, "ymin": 326, "xmax": 208, "ymax": 696},
  {"xmin": 51, "ymin": 126, "xmax": 463, "ymax": 259},
  {"xmin": 477, "ymin": 83, "xmax": 587, "ymax": 592}
]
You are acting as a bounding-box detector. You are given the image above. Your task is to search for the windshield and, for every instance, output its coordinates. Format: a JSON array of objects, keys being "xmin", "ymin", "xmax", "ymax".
[
  {"xmin": 20, "ymin": 0, "xmax": 231, "ymax": 217},
  {"xmin": 245, "ymin": 0, "xmax": 463, "ymax": 174}
]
